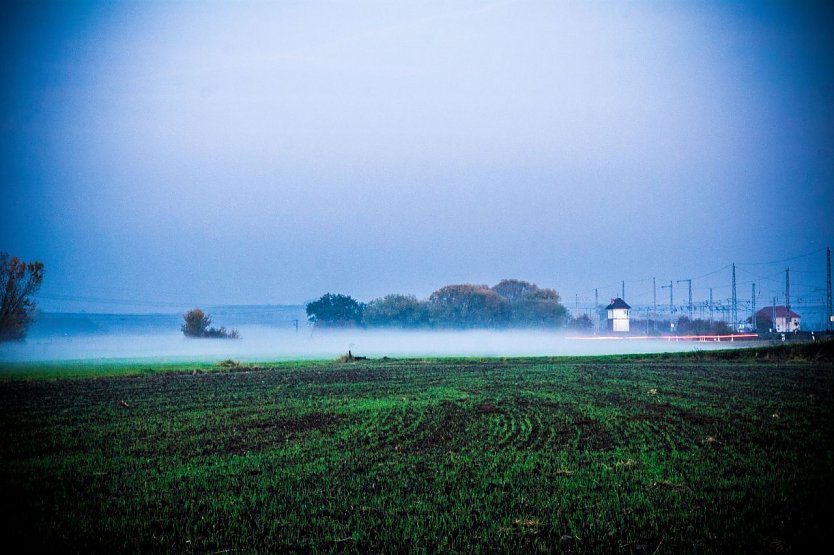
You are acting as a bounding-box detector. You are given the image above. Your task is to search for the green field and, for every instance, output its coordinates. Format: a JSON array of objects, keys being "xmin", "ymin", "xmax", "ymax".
[{"xmin": 1, "ymin": 345, "xmax": 833, "ymax": 553}]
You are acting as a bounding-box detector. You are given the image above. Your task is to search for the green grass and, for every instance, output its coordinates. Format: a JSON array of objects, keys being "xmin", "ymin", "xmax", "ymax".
[{"xmin": 1, "ymin": 348, "xmax": 832, "ymax": 552}]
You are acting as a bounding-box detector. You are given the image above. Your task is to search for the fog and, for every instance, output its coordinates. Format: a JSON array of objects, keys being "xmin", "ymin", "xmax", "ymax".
[{"xmin": 0, "ymin": 325, "xmax": 750, "ymax": 364}]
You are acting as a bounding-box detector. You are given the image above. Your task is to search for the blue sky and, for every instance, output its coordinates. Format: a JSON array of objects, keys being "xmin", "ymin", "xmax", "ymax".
[{"xmin": 2, "ymin": 0, "xmax": 832, "ymax": 313}]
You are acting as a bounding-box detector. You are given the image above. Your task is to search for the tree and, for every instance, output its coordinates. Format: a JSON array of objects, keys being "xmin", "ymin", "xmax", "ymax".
[
  {"xmin": 428, "ymin": 284, "xmax": 509, "ymax": 328},
  {"xmin": 508, "ymin": 287, "xmax": 568, "ymax": 327},
  {"xmin": 306, "ymin": 293, "xmax": 365, "ymax": 327},
  {"xmin": 182, "ymin": 308, "xmax": 211, "ymax": 337},
  {"xmin": 1, "ymin": 253, "xmax": 44, "ymax": 341},
  {"xmin": 492, "ymin": 279, "xmax": 539, "ymax": 304},
  {"xmin": 181, "ymin": 308, "xmax": 239, "ymax": 339},
  {"xmin": 363, "ymin": 294, "xmax": 428, "ymax": 328},
  {"xmin": 492, "ymin": 279, "xmax": 568, "ymax": 328},
  {"xmin": 674, "ymin": 316, "xmax": 732, "ymax": 336},
  {"xmin": 569, "ymin": 313, "xmax": 594, "ymax": 330}
]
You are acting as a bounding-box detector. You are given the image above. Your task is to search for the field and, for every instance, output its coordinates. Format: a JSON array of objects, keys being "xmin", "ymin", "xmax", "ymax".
[{"xmin": 1, "ymin": 344, "xmax": 833, "ymax": 553}]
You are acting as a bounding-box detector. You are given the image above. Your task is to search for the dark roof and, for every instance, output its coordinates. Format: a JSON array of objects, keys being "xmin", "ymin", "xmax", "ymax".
[
  {"xmin": 756, "ymin": 306, "xmax": 800, "ymax": 319},
  {"xmin": 605, "ymin": 298, "xmax": 631, "ymax": 310}
]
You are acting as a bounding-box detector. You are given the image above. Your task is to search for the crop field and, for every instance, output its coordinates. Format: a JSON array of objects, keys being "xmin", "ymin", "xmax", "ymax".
[{"xmin": 1, "ymin": 345, "xmax": 833, "ymax": 553}]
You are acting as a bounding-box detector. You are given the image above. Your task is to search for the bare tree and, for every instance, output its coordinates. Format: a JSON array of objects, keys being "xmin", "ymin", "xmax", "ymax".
[{"xmin": 1, "ymin": 252, "xmax": 45, "ymax": 341}]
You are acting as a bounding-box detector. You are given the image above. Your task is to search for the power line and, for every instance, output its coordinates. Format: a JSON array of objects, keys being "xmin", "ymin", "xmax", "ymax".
[{"xmin": 736, "ymin": 247, "xmax": 827, "ymax": 266}]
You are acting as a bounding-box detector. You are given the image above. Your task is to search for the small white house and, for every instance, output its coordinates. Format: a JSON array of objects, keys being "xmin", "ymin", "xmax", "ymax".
[
  {"xmin": 606, "ymin": 298, "xmax": 631, "ymax": 333},
  {"xmin": 757, "ymin": 306, "xmax": 800, "ymax": 333}
]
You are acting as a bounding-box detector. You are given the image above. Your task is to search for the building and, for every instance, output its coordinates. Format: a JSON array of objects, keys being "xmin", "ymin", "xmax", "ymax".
[
  {"xmin": 605, "ymin": 298, "xmax": 631, "ymax": 333},
  {"xmin": 756, "ymin": 306, "xmax": 800, "ymax": 333}
]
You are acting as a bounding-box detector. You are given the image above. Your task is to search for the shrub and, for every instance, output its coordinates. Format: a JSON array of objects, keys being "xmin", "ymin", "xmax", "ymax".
[{"xmin": 181, "ymin": 308, "xmax": 239, "ymax": 339}]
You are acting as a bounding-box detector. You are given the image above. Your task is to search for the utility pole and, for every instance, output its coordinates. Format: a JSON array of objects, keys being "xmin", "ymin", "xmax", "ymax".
[
  {"xmin": 661, "ymin": 281, "xmax": 673, "ymax": 329},
  {"xmin": 677, "ymin": 279, "xmax": 693, "ymax": 321},
  {"xmin": 594, "ymin": 288, "xmax": 599, "ymax": 331},
  {"xmin": 785, "ymin": 267, "xmax": 791, "ymax": 314},
  {"xmin": 751, "ymin": 283, "xmax": 756, "ymax": 332},
  {"xmin": 621, "ymin": 280, "xmax": 625, "ymax": 300},
  {"xmin": 825, "ymin": 248, "xmax": 834, "ymax": 333},
  {"xmin": 653, "ymin": 277, "xmax": 657, "ymax": 333},
  {"xmin": 731, "ymin": 263, "xmax": 737, "ymax": 332},
  {"xmin": 688, "ymin": 280, "xmax": 692, "ymax": 321}
]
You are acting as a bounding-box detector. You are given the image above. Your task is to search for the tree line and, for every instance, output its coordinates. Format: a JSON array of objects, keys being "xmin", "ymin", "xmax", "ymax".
[{"xmin": 306, "ymin": 279, "xmax": 570, "ymax": 329}]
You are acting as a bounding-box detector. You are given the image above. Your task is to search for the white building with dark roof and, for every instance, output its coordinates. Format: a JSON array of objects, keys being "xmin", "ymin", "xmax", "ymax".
[{"xmin": 605, "ymin": 298, "xmax": 631, "ymax": 333}]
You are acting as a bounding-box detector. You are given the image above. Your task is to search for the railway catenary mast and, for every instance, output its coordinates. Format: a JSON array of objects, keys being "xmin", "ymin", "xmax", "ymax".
[
  {"xmin": 731, "ymin": 264, "xmax": 737, "ymax": 332},
  {"xmin": 653, "ymin": 277, "xmax": 657, "ymax": 333},
  {"xmin": 661, "ymin": 281, "xmax": 673, "ymax": 330},
  {"xmin": 709, "ymin": 288, "xmax": 714, "ymax": 326},
  {"xmin": 825, "ymin": 248, "xmax": 834, "ymax": 333},
  {"xmin": 677, "ymin": 279, "xmax": 692, "ymax": 321}
]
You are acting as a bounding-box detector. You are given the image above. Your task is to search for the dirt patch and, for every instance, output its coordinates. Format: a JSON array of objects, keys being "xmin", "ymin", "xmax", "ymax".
[
  {"xmin": 574, "ymin": 417, "xmax": 614, "ymax": 451},
  {"xmin": 239, "ymin": 413, "xmax": 341, "ymax": 434},
  {"xmin": 475, "ymin": 402, "xmax": 501, "ymax": 414},
  {"xmin": 644, "ymin": 402, "xmax": 718, "ymax": 425},
  {"xmin": 413, "ymin": 400, "xmax": 469, "ymax": 452},
  {"xmin": 213, "ymin": 413, "xmax": 343, "ymax": 455}
]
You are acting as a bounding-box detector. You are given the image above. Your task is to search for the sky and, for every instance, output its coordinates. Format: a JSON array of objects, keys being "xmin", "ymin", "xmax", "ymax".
[{"xmin": 1, "ymin": 0, "xmax": 833, "ymax": 314}]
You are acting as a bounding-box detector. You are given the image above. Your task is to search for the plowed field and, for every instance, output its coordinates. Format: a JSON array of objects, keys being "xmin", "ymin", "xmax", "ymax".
[{"xmin": 1, "ymin": 353, "xmax": 832, "ymax": 552}]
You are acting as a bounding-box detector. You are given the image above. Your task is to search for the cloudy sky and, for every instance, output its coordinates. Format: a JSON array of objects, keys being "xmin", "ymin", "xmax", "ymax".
[{"xmin": 2, "ymin": 0, "xmax": 832, "ymax": 312}]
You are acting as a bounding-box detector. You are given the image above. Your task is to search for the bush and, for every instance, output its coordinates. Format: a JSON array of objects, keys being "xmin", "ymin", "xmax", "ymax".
[{"xmin": 181, "ymin": 308, "xmax": 239, "ymax": 339}]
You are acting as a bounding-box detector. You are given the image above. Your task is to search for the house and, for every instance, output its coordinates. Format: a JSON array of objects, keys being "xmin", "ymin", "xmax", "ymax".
[
  {"xmin": 756, "ymin": 306, "xmax": 800, "ymax": 333},
  {"xmin": 605, "ymin": 298, "xmax": 631, "ymax": 333}
]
